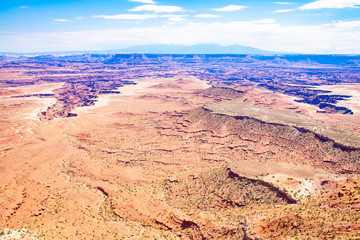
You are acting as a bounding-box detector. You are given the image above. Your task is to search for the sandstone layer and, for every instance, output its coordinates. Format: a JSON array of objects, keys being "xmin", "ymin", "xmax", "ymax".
[{"xmin": 1, "ymin": 54, "xmax": 360, "ymax": 239}]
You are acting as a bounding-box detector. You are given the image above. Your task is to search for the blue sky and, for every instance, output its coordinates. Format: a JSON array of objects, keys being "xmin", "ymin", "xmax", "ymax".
[{"xmin": 1, "ymin": 0, "xmax": 360, "ymax": 53}]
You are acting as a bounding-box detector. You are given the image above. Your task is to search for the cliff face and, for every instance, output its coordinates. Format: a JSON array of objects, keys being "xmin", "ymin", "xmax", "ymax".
[
  {"xmin": 181, "ymin": 107, "xmax": 360, "ymax": 174},
  {"xmin": 165, "ymin": 167, "xmax": 296, "ymax": 210},
  {"xmin": 196, "ymin": 86, "xmax": 245, "ymax": 101}
]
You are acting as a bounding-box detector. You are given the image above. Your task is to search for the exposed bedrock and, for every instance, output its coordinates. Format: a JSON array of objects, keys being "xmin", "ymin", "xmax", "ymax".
[
  {"xmin": 180, "ymin": 107, "xmax": 360, "ymax": 174},
  {"xmin": 37, "ymin": 80, "xmax": 134, "ymax": 120},
  {"xmin": 258, "ymin": 83, "xmax": 354, "ymax": 114},
  {"xmin": 165, "ymin": 167, "xmax": 296, "ymax": 210},
  {"xmin": 195, "ymin": 86, "xmax": 245, "ymax": 101}
]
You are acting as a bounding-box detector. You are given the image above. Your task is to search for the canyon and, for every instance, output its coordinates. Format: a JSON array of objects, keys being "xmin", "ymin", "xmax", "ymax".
[{"xmin": 0, "ymin": 54, "xmax": 360, "ymax": 239}]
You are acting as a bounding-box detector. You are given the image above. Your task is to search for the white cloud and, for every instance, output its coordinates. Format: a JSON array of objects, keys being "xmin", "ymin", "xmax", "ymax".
[
  {"xmin": 53, "ymin": 19, "xmax": 72, "ymax": 22},
  {"xmin": 273, "ymin": 9, "xmax": 294, "ymax": 13},
  {"xmin": 3, "ymin": 19, "xmax": 360, "ymax": 54},
  {"xmin": 93, "ymin": 14, "xmax": 158, "ymax": 20},
  {"xmin": 129, "ymin": 0, "xmax": 156, "ymax": 4},
  {"xmin": 299, "ymin": 0, "xmax": 360, "ymax": 10},
  {"xmin": 129, "ymin": 4, "xmax": 185, "ymax": 13},
  {"xmin": 167, "ymin": 17, "xmax": 187, "ymax": 22},
  {"xmin": 160, "ymin": 14, "xmax": 188, "ymax": 18},
  {"xmin": 20, "ymin": 6, "xmax": 29, "ymax": 8},
  {"xmin": 195, "ymin": 14, "xmax": 220, "ymax": 18},
  {"xmin": 273, "ymin": 2, "xmax": 292, "ymax": 4},
  {"xmin": 212, "ymin": 5, "xmax": 247, "ymax": 11},
  {"xmin": 329, "ymin": 20, "xmax": 360, "ymax": 29},
  {"xmin": 92, "ymin": 14, "xmax": 188, "ymax": 21},
  {"xmin": 161, "ymin": 15, "xmax": 188, "ymax": 22},
  {"xmin": 252, "ymin": 19, "xmax": 277, "ymax": 24}
]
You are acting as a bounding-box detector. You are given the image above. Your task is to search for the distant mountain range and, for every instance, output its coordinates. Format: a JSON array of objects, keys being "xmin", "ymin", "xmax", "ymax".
[
  {"xmin": 121, "ymin": 44, "xmax": 280, "ymax": 55},
  {"xmin": 0, "ymin": 44, "xmax": 281, "ymax": 56}
]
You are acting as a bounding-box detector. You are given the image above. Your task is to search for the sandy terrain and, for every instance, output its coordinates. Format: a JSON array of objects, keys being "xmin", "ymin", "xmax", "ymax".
[
  {"xmin": 75, "ymin": 76, "xmax": 211, "ymax": 115},
  {"xmin": 3, "ymin": 82, "xmax": 64, "ymax": 96},
  {"xmin": 0, "ymin": 74, "xmax": 360, "ymax": 239},
  {"xmin": 230, "ymin": 160, "xmax": 345, "ymax": 201}
]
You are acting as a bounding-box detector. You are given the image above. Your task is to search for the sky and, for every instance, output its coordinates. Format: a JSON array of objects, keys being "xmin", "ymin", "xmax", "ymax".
[{"xmin": 1, "ymin": 0, "xmax": 360, "ymax": 53}]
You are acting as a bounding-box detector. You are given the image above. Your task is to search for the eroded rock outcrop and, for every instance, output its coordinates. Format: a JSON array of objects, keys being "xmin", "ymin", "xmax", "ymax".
[
  {"xmin": 178, "ymin": 106, "xmax": 360, "ymax": 174},
  {"xmin": 165, "ymin": 168, "xmax": 295, "ymax": 210}
]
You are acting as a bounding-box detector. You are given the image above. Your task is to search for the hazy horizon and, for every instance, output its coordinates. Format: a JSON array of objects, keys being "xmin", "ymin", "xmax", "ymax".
[{"xmin": 1, "ymin": 0, "xmax": 360, "ymax": 54}]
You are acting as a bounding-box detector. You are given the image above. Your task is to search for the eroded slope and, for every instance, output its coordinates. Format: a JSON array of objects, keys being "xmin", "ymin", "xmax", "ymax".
[{"xmin": 1, "ymin": 75, "xmax": 360, "ymax": 239}]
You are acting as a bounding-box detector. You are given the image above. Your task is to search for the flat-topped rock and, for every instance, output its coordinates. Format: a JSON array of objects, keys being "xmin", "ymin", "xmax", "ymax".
[{"xmin": 204, "ymin": 99, "xmax": 360, "ymax": 149}]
